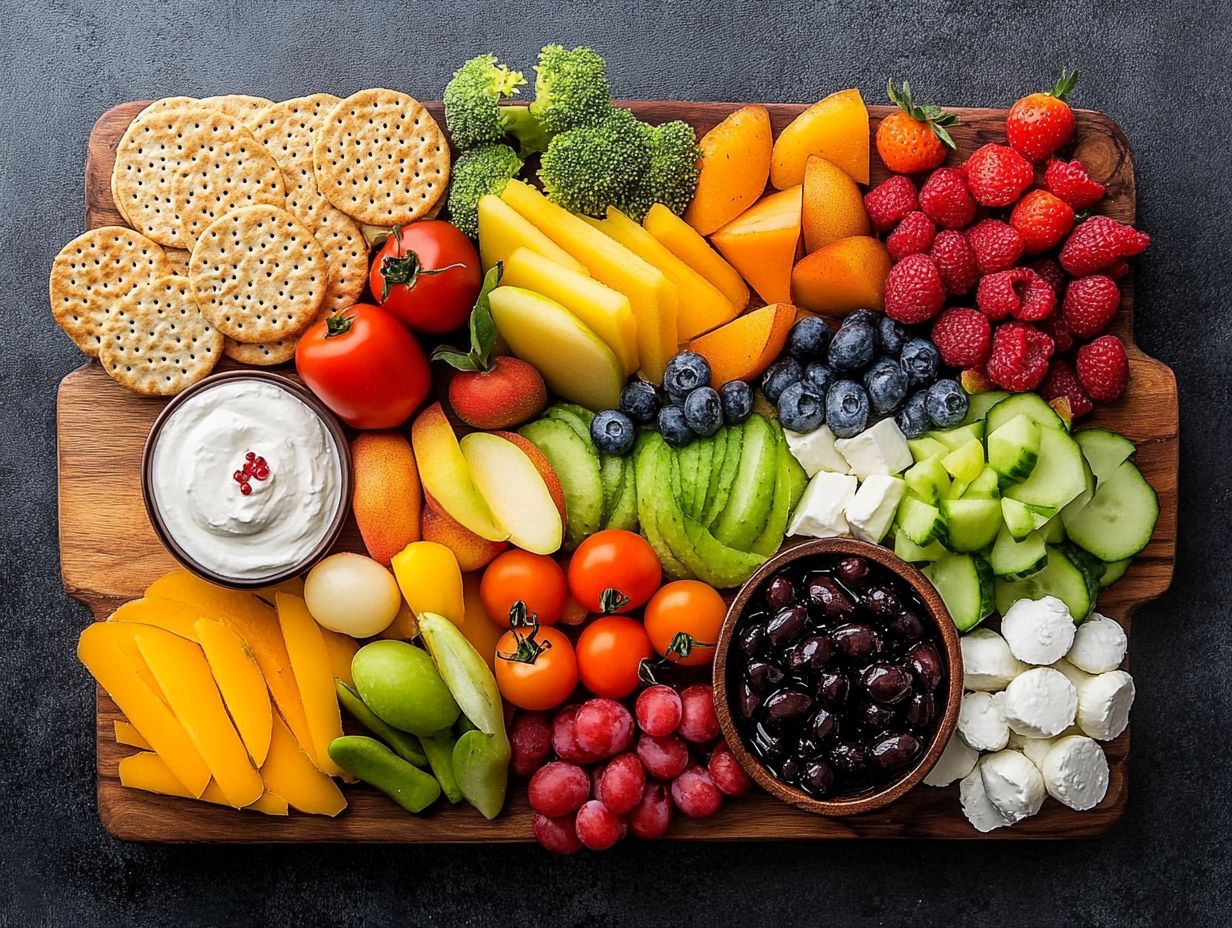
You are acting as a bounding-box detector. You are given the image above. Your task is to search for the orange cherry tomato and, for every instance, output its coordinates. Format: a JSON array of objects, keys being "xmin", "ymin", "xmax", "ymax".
[
  {"xmin": 568, "ymin": 530, "xmax": 662, "ymax": 614},
  {"xmin": 481, "ymin": 550, "xmax": 568, "ymax": 628},
  {"xmin": 494, "ymin": 624, "xmax": 578, "ymax": 711},
  {"xmin": 575, "ymin": 615, "xmax": 654, "ymax": 699},
  {"xmin": 643, "ymin": 580, "xmax": 728, "ymax": 667}
]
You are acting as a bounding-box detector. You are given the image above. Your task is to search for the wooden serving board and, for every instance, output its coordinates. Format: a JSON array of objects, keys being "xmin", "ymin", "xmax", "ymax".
[{"xmin": 60, "ymin": 100, "xmax": 1176, "ymax": 842}]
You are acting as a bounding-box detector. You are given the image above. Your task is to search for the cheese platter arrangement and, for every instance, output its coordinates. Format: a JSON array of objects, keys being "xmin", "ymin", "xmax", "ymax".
[{"xmin": 55, "ymin": 48, "xmax": 1176, "ymax": 845}]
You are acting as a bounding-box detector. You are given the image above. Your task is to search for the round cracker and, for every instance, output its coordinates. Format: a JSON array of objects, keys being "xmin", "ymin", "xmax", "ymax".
[
  {"xmin": 162, "ymin": 248, "xmax": 192, "ymax": 274},
  {"xmin": 49, "ymin": 227, "xmax": 173, "ymax": 358},
  {"xmin": 312, "ymin": 88, "xmax": 449, "ymax": 226},
  {"xmin": 249, "ymin": 93, "xmax": 342, "ymax": 225},
  {"xmin": 201, "ymin": 94, "xmax": 273, "ymax": 120},
  {"xmin": 100, "ymin": 273, "xmax": 223, "ymax": 396},
  {"xmin": 189, "ymin": 204, "xmax": 326, "ymax": 343},
  {"xmin": 222, "ymin": 333, "xmax": 301, "ymax": 367}
]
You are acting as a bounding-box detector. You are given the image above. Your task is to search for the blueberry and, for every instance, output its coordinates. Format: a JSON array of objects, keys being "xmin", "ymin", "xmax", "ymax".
[
  {"xmin": 925, "ymin": 378, "xmax": 969, "ymax": 428},
  {"xmin": 787, "ymin": 316, "xmax": 833, "ymax": 361},
  {"xmin": 843, "ymin": 309, "xmax": 880, "ymax": 331},
  {"xmin": 827, "ymin": 323, "xmax": 877, "ymax": 373},
  {"xmin": 863, "ymin": 357, "xmax": 909, "ymax": 415},
  {"xmin": 825, "ymin": 380, "xmax": 870, "ymax": 438},
  {"xmin": 663, "ymin": 351, "xmax": 711, "ymax": 397},
  {"xmin": 657, "ymin": 405, "xmax": 694, "ymax": 447},
  {"xmin": 719, "ymin": 380, "xmax": 753, "ymax": 425},
  {"xmin": 802, "ymin": 362, "xmax": 836, "ymax": 397},
  {"xmin": 619, "ymin": 380, "xmax": 660, "ymax": 425},
  {"xmin": 896, "ymin": 390, "xmax": 931, "ymax": 439},
  {"xmin": 899, "ymin": 338, "xmax": 941, "ymax": 389},
  {"xmin": 777, "ymin": 382, "xmax": 825, "ymax": 433},
  {"xmin": 878, "ymin": 316, "xmax": 909, "ymax": 357},
  {"xmin": 761, "ymin": 358, "xmax": 802, "ymax": 403},
  {"xmin": 590, "ymin": 409, "xmax": 636, "ymax": 455},
  {"xmin": 683, "ymin": 386, "xmax": 723, "ymax": 436}
]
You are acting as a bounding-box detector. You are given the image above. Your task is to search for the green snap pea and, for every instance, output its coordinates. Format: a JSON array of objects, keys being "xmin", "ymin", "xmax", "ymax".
[
  {"xmin": 335, "ymin": 680, "xmax": 428, "ymax": 768},
  {"xmin": 328, "ymin": 735, "xmax": 441, "ymax": 814},
  {"xmin": 419, "ymin": 730, "xmax": 463, "ymax": 803}
]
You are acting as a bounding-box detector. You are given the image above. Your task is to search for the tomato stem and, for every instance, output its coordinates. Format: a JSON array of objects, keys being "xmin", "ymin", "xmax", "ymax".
[
  {"xmin": 665, "ymin": 631, "xmax": 714, "ymax": 662},
  {"xmin": 599, "ymin": 588, "xmax": 630, "ymax": 614},
  {"xmin": 324, "ymin": 311, "xmax": 354, "ymax": 338},
  {"xmin": 379, "ymin": 233, "xmax": 467, "ymax": 303},
  {"xmin": 496, "ymin": 602, "xmax": 552, "ymax": 665}
]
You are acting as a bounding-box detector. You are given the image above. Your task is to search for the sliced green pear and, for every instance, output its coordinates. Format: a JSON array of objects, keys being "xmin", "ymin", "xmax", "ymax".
[
  {"xmin": 634, "ymin": 434, "xmax": 688, "ymax": 578},
  {"xmin": 713, "ymin": 415, "xmax": 777, "ymax": 551}
]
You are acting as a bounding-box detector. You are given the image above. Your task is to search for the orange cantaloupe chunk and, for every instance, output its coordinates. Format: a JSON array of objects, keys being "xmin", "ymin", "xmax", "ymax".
[
  {"xmin": 321, "ymin": 626, "xmax": 359, "ymax": 687},
  {"xmin": 109, "ymin": 597, "xmax": 201, "ymax": 640},
  {"xmin": 802, "ymin": 155, "xmax": 871, "ymax": 254},
  {"xmin": 144, "ymin": 570, "xmax": 316, "ymax": 764},
  {"xmin": 113, "ymin": 719, "xmax": 152, "ymax": 750},
  {"xmin": 134, "ymin": 625, "xmax": 264, "ymax": 809},
  {"xmin": 260, "ymin": 713, "xmax": 347, "ymax": 817},
  {"xmin": 710, "ymin": 186, "xmax": 803, "ymax": 306},
  {"xmin": 275, "ymin": 594, "xmax": 345, "ymax": 778},
  {"xmin": 771, "ymin": 89, "xmax": 870, "ymax": 188},
  {"xmin": 118, "ymin": 752, "xmax": 288, "ymax": 816},
  {"xmin": 459, "ymin": 572, "xmax": 505, "ymax": 672},
  {"xmin": 791, "ymin": 235, "xmax": 892, "ymax": 315},
  {"xmin": 77, "ymin": 622, "xmax": 210, "ymax": 797},
  {"xmin": 643, "ymin": 204, "xmax": 749, "ymax": 312},
  {"xmin": 193, "ymin": 618, "xmax": 273, "ymax": 767},
  {"xmin": 687, "ymin": 303, "xmax": 800, "ymax": 387},
  {"xmin": 685, "ymin": 105, "xmax": 773, "ymax": 235}
]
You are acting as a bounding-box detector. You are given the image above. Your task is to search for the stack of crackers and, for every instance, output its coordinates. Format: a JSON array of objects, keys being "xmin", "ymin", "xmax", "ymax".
[{"xmin": 49, "ymin": 89, "xmax": 451, "ymax": 396}]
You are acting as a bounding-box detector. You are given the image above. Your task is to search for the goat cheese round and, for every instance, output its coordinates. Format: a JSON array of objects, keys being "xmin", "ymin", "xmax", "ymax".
[
  {"xmin": 923, "ymin": 732, "xmax": 979, "ymax": 787},
  {"xmin": 959, "ymin": 763, "xmax": 1011, "ymax": 833},
  {"xmin": 980, "ymin": 749, "xmax": 1046, "ymax": 823},
  {"xmin": 1041, "ymin": 735, "xmax": 1110, "ymax": 810},
  {"xmin": 1001, "ymin": 596, "xmax": 1075, "ymax": 665},
  {"xmin": 1007, "ymin": 730, "xmax": 1055, "ymax": 769},
  {"xmin": 1002, "ymin": 667, "xmax": 1077, "ymax": 738},
  {"xmin": 961, "ymin": 629, "xmax": 1026, "ymax": 692},
  {"xmin": 1076, "ymin": 670, "xmax": 1136, "ymax": 741},
  {"xmin": 1066, "ymin": 613, "xmax": 1127, "ymax": 673},
  {"xmin": 1051, "ymin": 658, "xmax": 1092, "ymax": 692},
  {"xmin": 958, "ymin": 691, "xmax": 1009, "ymax": 751}
]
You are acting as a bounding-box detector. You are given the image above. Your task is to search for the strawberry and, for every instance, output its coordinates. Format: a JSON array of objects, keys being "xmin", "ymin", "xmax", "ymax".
[
  {"xmin": 883, "ymin": 254, "xmax": 946, "ymax": 324},
  {"xmin": 1076, "ymin": 334, "xmax": 1129, "ymax": 401},
  {"xmin": 1059, "ymin": 215, "xmax": 1150, "ymax": 276},
  {"xmin": 931, "ymin": 307, "xmax": 991, "ymax": 367},
  {"xmin": 1006, "ymin": 69, "xmax": 1079, "ymax": 162},
  {"xmin": 918, "ymin": 167, "xmax": 976, "ymax": 229},
  {"xmin": 886, "ymin": 211, "xmax": 936, "ymax": 260},
  {"xmin": 864, "ymin": 175, "xmax": 918, "ymax": 231},
  {"xmin": 876, "ymin": 80, "xmax": 958, "ymax": 174},
  {"xmin": 1062, "ymin": 275, "xmax": 1121, "ymax": 338},
  {"xmin": 1044, "ymin": 158, "xmax": 1106, "ymax": 210},
  {"xmin": 986, "ymin": 321, "xmax": 1055, "ymax": 392},
  {"xmin": 976, "ymin": 267, "xmax": 1056, "ymax": 321},
  {"xmin": 1010, "ymin": 190, "xmax": 1076, "ymax": 254},
  {"xmin": 966, "ymin": 219, "xmax": 1025, "ymax": 274},
  {"xmin": 1040, "ymin": 358, "xmax": 1094, "ymax": 420},
  {"xmin": 930, "ymin": 230, "xmax": 979, "ymax": 296},
  {"xmin": 961, "ymin": 143, "xmax": 1034, "ymax": 207}
]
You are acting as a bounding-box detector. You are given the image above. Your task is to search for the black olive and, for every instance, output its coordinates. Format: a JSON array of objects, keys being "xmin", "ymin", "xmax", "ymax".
[
  {"xmin": 905, "ymin": 642, "xmax": 944, "ymax": 691},
  {"xmin": 887, "ymin": 610, "xmax": 926, "ymax": 643},
  {"xmin": 829, "ymin": 741, "xmax": 868, "ymax": 779},
  {"xmin": 764, "ymin": 688, "xmax": 814, "ymax": 726},
  {"xmin": 807, "ymin": 577, "xmax": 855, "ymax": 618},
  {"xmin": 803, "ymin": 758, "xmax": 835, "ymax": 796},
  {"xmin": 764, "ymin": 575, "xmax": 797, "ymax": 610},
  {"xmin": 779, "ymin": 756, "xmax": 802, "ymax": 783},
  {"xmin": 746, "ymin": 660, "xmax": 787, "ymax": 694},
  {"xmin": 861, "ymin": 662, "xmax": 913, "ymax": 705},
  {"xmin": 835, "ymin": 557, "xmax": 871, "ymax": 588},
  {"xmin": 852, "ymin": 699, "xmax": 897, "ymax": 729},
  {"xmin": 738, "ymin": 621, "xmax": 766, "ymax": 659},
  {"xmin": 860, "ymin": 585, "xmax": 902, "ymax": 617},
  {"xmin": 738, "ymin": 679, "xmax": 760, "ymax": 720},
  {"xmin": 786, "ymin": 634, "xmax": 835, "ymax": 675},
  {"xmin": 832, "ymin": 623, "xmax": 884, "ymax": 663},
  {"xmin": 902, "ymin": 691, "xmax": 936, "ymax": 729},
  {"xmin": 815, "ymin": 671, "xmax": 850, "ymax": 708},
  {"xmin": 810, "ymin": 707, "xmax": 838, "ymax": 742},
  {"xmin": 867, "ymin": 733, "xmax": 922, "ymax": 772},
  {"xmin": 766, "ymin": 604, "xmax": 808, "ymax": 648}
]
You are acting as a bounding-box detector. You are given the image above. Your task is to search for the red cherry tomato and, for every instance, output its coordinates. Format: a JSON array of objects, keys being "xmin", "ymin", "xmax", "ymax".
[
  {"xmin": 568, "ymin": 530, "xmax": 662, "ymax": 614},
  {"xmin": 495, "ymin": 625, "xmax": 578, "ymax": 711},
  {"xmin": 575, "ymin": 615, "xmax": 654, "ymax": 699},
  {"xmin": 643, "ymin": 580, "xmax": 727, "ymax": 667},
  {"xmin": 294, "ymin": 304, "xmax": 430, "ymax": 429},
  {"xmin": 369, "ymin": 221, "xmax": 481, "ymax": 334},
  {"xmin": 480, "ymin": 550, "xmax": 568, "ymax": 628}
]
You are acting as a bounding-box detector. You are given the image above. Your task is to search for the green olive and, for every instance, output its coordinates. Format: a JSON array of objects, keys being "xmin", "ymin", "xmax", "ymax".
[{"xmin": 351, "ymin": 640, "xmax": 459, "ymax": 736}]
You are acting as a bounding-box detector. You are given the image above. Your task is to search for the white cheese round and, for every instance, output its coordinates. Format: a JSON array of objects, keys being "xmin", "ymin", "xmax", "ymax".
[
  {"xmin": 1002, "ymin": 667, "xmax": 1077, "ymax": 738},
  {"xmin": 1007, "ymin": 730, "xmax": 1055, "ymax": 769},
  {"xmin": 923, "ymin": 731, "xmax": 979, "ymax": 787},
  {"xmin": 959, "ymin": 762, "xmax": 1012, "ymax": 833},
  {"xmin": 958, "ymin": 691, "xmax": 1009, "ymax": 751},
  {"xmin": 1001, "ymin": 596, "xmax": 1075, "ymax": 665},
  {"xmin": 961, "ymin": 629, "xmax": 1026, "ymax": 692},
  {"xmin": 1066, "ymin": 613, "xmax": 1128, "ymax": 674},
  {"xmin": 1076, "ymin": 670, "xmax": 1135, "ymax": 741},
  {"xmin": 980, "ymin": 749, "xmax": 1047, "ymax": 823},
  {"xmin": 1051, "ymin": 658, "xmax": 1093, "ymax": 692},
  {"xmin": 1041, "ymin": 735, "xmax": 1110, "ymax": 810}
]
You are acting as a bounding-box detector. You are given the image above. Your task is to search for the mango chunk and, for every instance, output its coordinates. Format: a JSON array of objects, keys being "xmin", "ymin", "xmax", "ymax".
[
  {"xmin": 477, "ymin": 194, "xmax": 589, "ymax": 276},
  {"xmin": 119, "ymin": 752, "xmax": 289, "ymax": 816},
  {"xmin": 710, "ymin": 186, "xmax": 803, "ymax": 306},
  {"xmin": 261, "ymin": 713, "xmax": 347, "ymax": 817},
  {"xmin": 194, "ymin": 618, "xmax": 273, "ymax": 767},
  {"xmin": 276, "ymin": 594, "xmax": 345, "ymax": 778},
  {"xmin": 321, "ymin": 627, "xmax": 359, "ymax": 687},
  {"xmin": 113, "ymin": 719, "xmax": 152, "ymax": 750},
  {"xmin": 390, "ymin": 541, "xmax": 466, "ymax": 627},
  {"xmin": 643, "ymin": 204, "xmax": 749, "ymax": 312},
  {"xmin": 78, "ymin": 622, "xmax": 210, "ymax": 797},
  {"xmin": 109, "ymin": 597, "xmax": 201, "ymax": 640},
  {"xmin": 771, "ymin": 88, "xmax": 870, "ymax": 187}
]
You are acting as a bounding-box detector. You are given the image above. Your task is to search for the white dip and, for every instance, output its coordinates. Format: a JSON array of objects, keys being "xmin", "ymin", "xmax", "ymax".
[{"xmin": 150, "ymin": 378, "xmax": 344, "ymax": 580}]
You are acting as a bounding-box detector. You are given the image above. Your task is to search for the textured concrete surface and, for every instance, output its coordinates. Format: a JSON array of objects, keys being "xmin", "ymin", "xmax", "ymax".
[{"xmin": 2, "ymin": 1, "xmax": 1228, "ymax": 925}]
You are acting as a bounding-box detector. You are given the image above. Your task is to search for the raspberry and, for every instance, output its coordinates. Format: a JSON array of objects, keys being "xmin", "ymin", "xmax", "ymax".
[
  {"xmin": 1062, "ymin": 275, "xmax": 1121, "ymax": 339},
  {"xmin": 918, "ymin": 168, "xmax": 976, "ymax": 229},
  {"xmin": 1104, "ymin": 259, "xmax": 1131, "ymax": 279},
  {"xmin": 930, "ymin": 229, "xmax": 979, "ymax": 296},
  {"xmin": 1059, "ymin": 215, "xmax": 1151, "ymax": 276},
  {"xmin": 931, "ymin": 307, "xmax": 991, "ymax": 367},
  {"xmin": 976, "ymin": 268, "xmax": 1056, "ymax": 321},
  {"xmin": 1044, "ymin": 158, "xmax": 1106, "ymax": 210},
  {"xmin": 986, "ymin": 321, "xmax": 1055, "ymax": 392},
  {"xmin": 863, "ymin": 175, "xmax": 917, "ymax": 232},
  {"xmin": 1028, "ymin": 258, "xmax": 1066, "ymax": 297},
  {"xmin": 883, "ymin": 254, "xmax": 946, "ymax": 324},
  {"xmin": 1009, "ymin": 190, "xmax": 1075, "ymax": 254},
  {"xmin": 966, "ymin": 219, "xmax": 1025, "ymax": 274},
  {"xmin": 1039, "ymin": 358, "xmax": 1094, "ymax": 420},
  {"xmin": 1076, "ymin": 335, "xmax": 1129, "ymax": 401},
  {"xmin": 1039, "ymin": 312, "xmax": 1075, "ymax": 353},
  {"xmin": 886, "ymin": 211, "xmax": 936, "ymax": 261},
  {"xmin": 961, "ymin": 143, "xmax": 1034, "ymax": 207}
]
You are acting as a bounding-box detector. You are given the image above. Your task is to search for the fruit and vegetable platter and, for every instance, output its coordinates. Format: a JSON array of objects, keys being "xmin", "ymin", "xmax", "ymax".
[{"xmin": 53, "ymin": 47, "xmax": 1176, "ymax": 845}]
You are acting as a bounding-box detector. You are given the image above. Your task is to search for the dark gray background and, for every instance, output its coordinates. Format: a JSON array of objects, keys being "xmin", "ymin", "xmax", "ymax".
[{"xmin": 3, "ymin": 1, "xmax": 1226, "ymax": 925}]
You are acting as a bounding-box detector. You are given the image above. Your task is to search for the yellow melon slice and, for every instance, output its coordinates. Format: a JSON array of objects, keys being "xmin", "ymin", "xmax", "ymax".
[
  {"xmin": 260, "ymin": 713, "xmax": 347, "ymax": 817},
  {"xmin": 194, "ymin": 618, "xmax": 273, "ymax": 767},
  {"xmin": 275, "ymin": 594, "xmax": 345, "ymax": 778},
  {"xmin": 113, "ymin": 719, "xmax": 152, "ymax": 750},
  {"xmin": 321, "ymin": 627, "xmax": 359, "ymax": 687},
  {"xmin": 118, "ymin": 752, "xmax": 288, "ymax": 816},
  {"xmin": 109, "ymin": 597, "xmax": 201, "ymax": 640}
]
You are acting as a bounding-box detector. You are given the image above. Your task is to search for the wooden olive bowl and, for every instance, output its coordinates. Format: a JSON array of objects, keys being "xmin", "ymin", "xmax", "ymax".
[{"xmin": 713, "ymin": 537, "xmax": 964, "ymax": 816}]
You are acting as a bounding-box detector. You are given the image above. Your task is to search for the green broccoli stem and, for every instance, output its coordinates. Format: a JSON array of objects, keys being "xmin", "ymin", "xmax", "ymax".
[{"xmin": 499, "ymin": 105, "xmax": 551, "ymax": 157}]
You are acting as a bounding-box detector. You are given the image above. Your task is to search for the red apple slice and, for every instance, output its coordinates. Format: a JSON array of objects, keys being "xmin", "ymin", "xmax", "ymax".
[{"xmin": 459, "ymin": 432, "xmax": 564, "ymax": 555}]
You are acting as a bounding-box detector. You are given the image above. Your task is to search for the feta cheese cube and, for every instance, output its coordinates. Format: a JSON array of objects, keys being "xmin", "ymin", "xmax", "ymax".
[
  {"xmin": 1066, "ymin": 612, "xmax": 1127, "ymax": 673},
  {"xmin": 958, "ymin": 691, "xmax": 1009, "ymax": 752},
  {"xmin": 924, "ymin": 732, "xmax": 979, "ymax": 787},
  {"xmin": 834, "ymin": 418, "xmax": 912, "ymax": 477},
  {"xmin": 786, "ymin": 472, "xmax": 857, "ymax": 539},
  {"xmin": 959, "ymin": 762, "xmax": 1012, "ymax": 833},
  {"xmin": 845, "ymin": 474, "xmax": 905, "ymax": 543},
  {"xmin": 784, "ymin": 424, "xmax": 850, "ymax": 476}
]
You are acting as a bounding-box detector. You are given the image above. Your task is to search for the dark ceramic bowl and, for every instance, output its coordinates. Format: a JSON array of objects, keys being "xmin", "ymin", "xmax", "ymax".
[{"xmin": 713, "ymin": 537, "xmax": 963, "ymax": 816}]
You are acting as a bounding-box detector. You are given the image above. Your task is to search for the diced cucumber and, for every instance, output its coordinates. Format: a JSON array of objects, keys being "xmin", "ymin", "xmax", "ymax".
[
  {"xmin": 929, "ymin": 422, "xmax": 986, "ymax": 451},
  {"xmin": 1075, "ymin": 428, "xmax": 1136, "ymax": 486},
  {"xmin": 713, "ymin": 415, "xmax": 777, "ymax": 551},
  {"xmin": 1001, "ymin": 497, "xmax": 1056, "ymax": 540},
  {"xmin": 963, "ymin": 466, "xmax": 1000, "ymax": 499},
  {"xmin": 984, "ymin": 392, "xmax": 1068, "ymax": 436},
  {"xmin": 896, "ymin": 497, "xmax": 947, "ymax": 546},
  {"xmin": 703, "ymin": 423, "xmax": 744, "ymax": 528},
  {"xmin": 947, "ymin": 478, "xmax": 971, "ymax": 500},
  {"xmin": 1004, "ymin": 426, "xmax": 1088, "ymax": 512},
  {"xmin": 903, "ymin": 458, "xmax": 951, "ymax": 505},
  {"xmin": 941, "ymin": 438, "xmax": 985, "ymax": 482},
  {"xmin": 1040, "ymin": 514, "xmax": 1066, "ymax": 544},
  {"xmin": 908, "ymin": 436, "xmax": 950, "ymax": 463},
  {"xmin": 994, "ymin": 545, "xmax": 1099, "ymax": 620},
  {"xmin": 989, "ymin": 527, "xmax": 1047, "ymax": 579},
  {"xmin": 1064, "ymin": 460, "xmax": 1159, "ymax": 562},
  {"xmin": 961, "ymin": 390, "xmax": 1011, "ymax": 425},
  {"xmin": 987, "ymin": 413, "xmax": 1041, "ymax": 483},
  {"xmin": 939, "ymin": 498, "xmax": 1002, "ymax": 552},
  {"xmin": 1060, "ymin": 455, "xmax": 1096, "ymax": 530},
  {"xmin": 924, "ymin": 553, "xmax": 995, "ymax": 632},
  {"xmin": 1099, "ymin": 558, "xmax": 1132, "ymax": 589},
  {"xmin": 894, "ymin": 530, "xmax": 947, "ymax": 563}
]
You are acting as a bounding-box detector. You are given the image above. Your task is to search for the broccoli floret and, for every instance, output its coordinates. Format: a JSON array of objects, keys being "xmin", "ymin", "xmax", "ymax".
[
  {"xmin": 446, "ymin": 144, "xmax": 524, "ymax": 238},
  {"xmin": 538, "ymin": 108, "xmax": 651, "ymax": 218},
  {"xmin": 529, "ymin": 45, "xmax": 613, "ymax": 135},
  {"xmin": 443, "ymin": 54, "xmax": 549, "ymax": 155},
  {"xmin": 642, "ymin": 120, "xmax": 701, "ymax": 218}
]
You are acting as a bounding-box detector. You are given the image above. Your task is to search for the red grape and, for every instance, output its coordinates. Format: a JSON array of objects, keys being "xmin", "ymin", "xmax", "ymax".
[
  {"xmin": 595, "ymin": 752, "xmax": 647, "ymax": 815},
  {"xmin": 575, "ymin": 799, "xmax": 622, "ymax": 850},
  {"xmin": 708, "ymin": 745, "xmax": 752, "ymax": 797},
  {"xmin": 533, "ymin": 813, "xmax": 582, "ymax": 854},
  {"xmin": 629, "ymin": 781, "xmax": 673, "ymax": 840},
  {"xmin": 671, "ymin": 763, "xmax": 723, "ymax": 819},
  {"xmin": 574, "ymin": 698, "xmax": 634, "ymax": 758},
  {"xmin": 551, "ymin": 705, "xmax": 601, "ymax": 765},
  {"xmin": 678, "ymin": 684, "xmax": 721, "ymax": 743},
  {"xmin": 635, "ymin": 684, "xmax": 683, "ymax": 736},
  {"xmin": 636, "ymin": 733, "xmax": 689, "ymax": 779},
  {"xmin": 509, "ymin": 711, "xmax": 552, "ymax": 778},
  {"xmin": 528, "ymin": 761, "xmax": 590, "ymax": 817}
]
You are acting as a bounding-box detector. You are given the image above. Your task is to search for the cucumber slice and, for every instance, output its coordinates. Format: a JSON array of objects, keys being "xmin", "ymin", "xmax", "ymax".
[
  {"xmin": 941, "ymin": 438, "xmax": 985, "ymax": 482},
  {"xmin": 961, "ymin": 390, "xmax": 1011, "ymax": 425},
  {"xmin": 519, "ymin": 418, "xmax": 603, "ymax": 549},
  {"xmin": 987, "ymin": 413, "xmax": 1041, "ymax": 483},
  {"xmin": 1004, "ymin": 426, "xmax": 1087, "ymax": 512},
  {"xmin": 1040, "ymin": 514, "xmax": 1066, "ymax": 544},
  {"xmin": 1064, "ymin": 460, "xmax": 1159, "ymax": 561},
  {"xmin": 924, "ymin": 553, "xmax": 994, "ymax": 632},
  {"xmin": 713, "ymin": 415, "xmax": 777, "ymax": 551},
  {"xmin": 990, "ymin": 527, "xmax": 1047, "ymax": 579},
  {"xmin": 1064, "ymin": 542, "xmax": 1107, "ymax": 594},
  {"xmin": 896, "ymin": 497, "xmax": 947, "ymax": 546},
  {"xmin": 963, "ymin": 466, "xmax": 1000, "ymax": 499},
  {"xmin": 750, "ymin": 430, "xmax": 795, "ymax": 558},
  {"xmin": 599, "ymin": 454, "xmax": 626, "ymax": 526},
  {"xmin": 1075, "ymin": 428, "xmax": 1136, "ymax": 486},
  {"xmin": 908, "ymin": 436, "xmax": 949, "ymax": 463},
  {"xmin": 929, "ymin": 422, "xmax": 986, "ymax": 451},
  {"xmin": 676, "ymin": 440, "xmax": 701, "ymax": 513},
  {"xmin": 633, "ymin": 434, "xmax": 688, "ymax": 578},
  {"xmin": 1001, "ymin": 497, "xmax": 1056, "ymax": 540},
  {"xmin": 939, "ymin": 498, "xmax": 1002, "ymax": 552},
  {"xmin": 604, "ymin": 452, "xmax": 639, "ymax": 532},
  {"xmin": 894, "ymin": 530, "xmax": 947, "ymax": 563},
  {"xmin": 690, "ymin": 436, "xmax": 715, "ymax": 519},
  {"xmin": 994, "ymin": 545, "xmax": 1098, "ymax": 620},
  {"xmin": 1059, "ymin": 454, "xmax": 1096, "ymax": 530},
  {"xmin": 703, "ymin": 423, "xmax": 745, "ymax": 528},
  {"xmin": 984, "ymin": 392, "xmax": 1068, "ymax": 436},
  {"xmin": 1099, "ymin": 558, "xmax": 1132, "ymax": 589},
  {"xmin": 904, "ymin": 458, "xmax": 951, "ymax": 505}
]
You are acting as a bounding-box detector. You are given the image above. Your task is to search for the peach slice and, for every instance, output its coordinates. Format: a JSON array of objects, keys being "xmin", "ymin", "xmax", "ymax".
[
  {"xmin": 643, "ymin": 204, "xmax": 749, "ymax": 311},
  {"xmin": 791, "ymin": 235, "xmax": 892, "ymax": 316},
  {"xmin": 686, "ymin": 302, "xmax": 799, "ymax": 387},
  {"xmin": 710, "ymin": 186, "xmax": 803, "ymax": 306},
  {"xmin": 351, "ymin": 431, "xmax": 422, "ymax": 566},
  {"xmin": 802, "ymin": 155, "xmax": 871, "ymax": 254},
  {"xmin": 685, "ymin": 105, "xmax": 773, "ymax": 236},
  {"xmin": 460, "ymin": 432, "xmax": 564, "ymax": 555},
  {"xmin": 771, "ymin": 88, "xmax": 870, "ymax": 188},
  {"xmin": 409, "ymin": 402, "xmax": 507, "ymax": 542}
]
